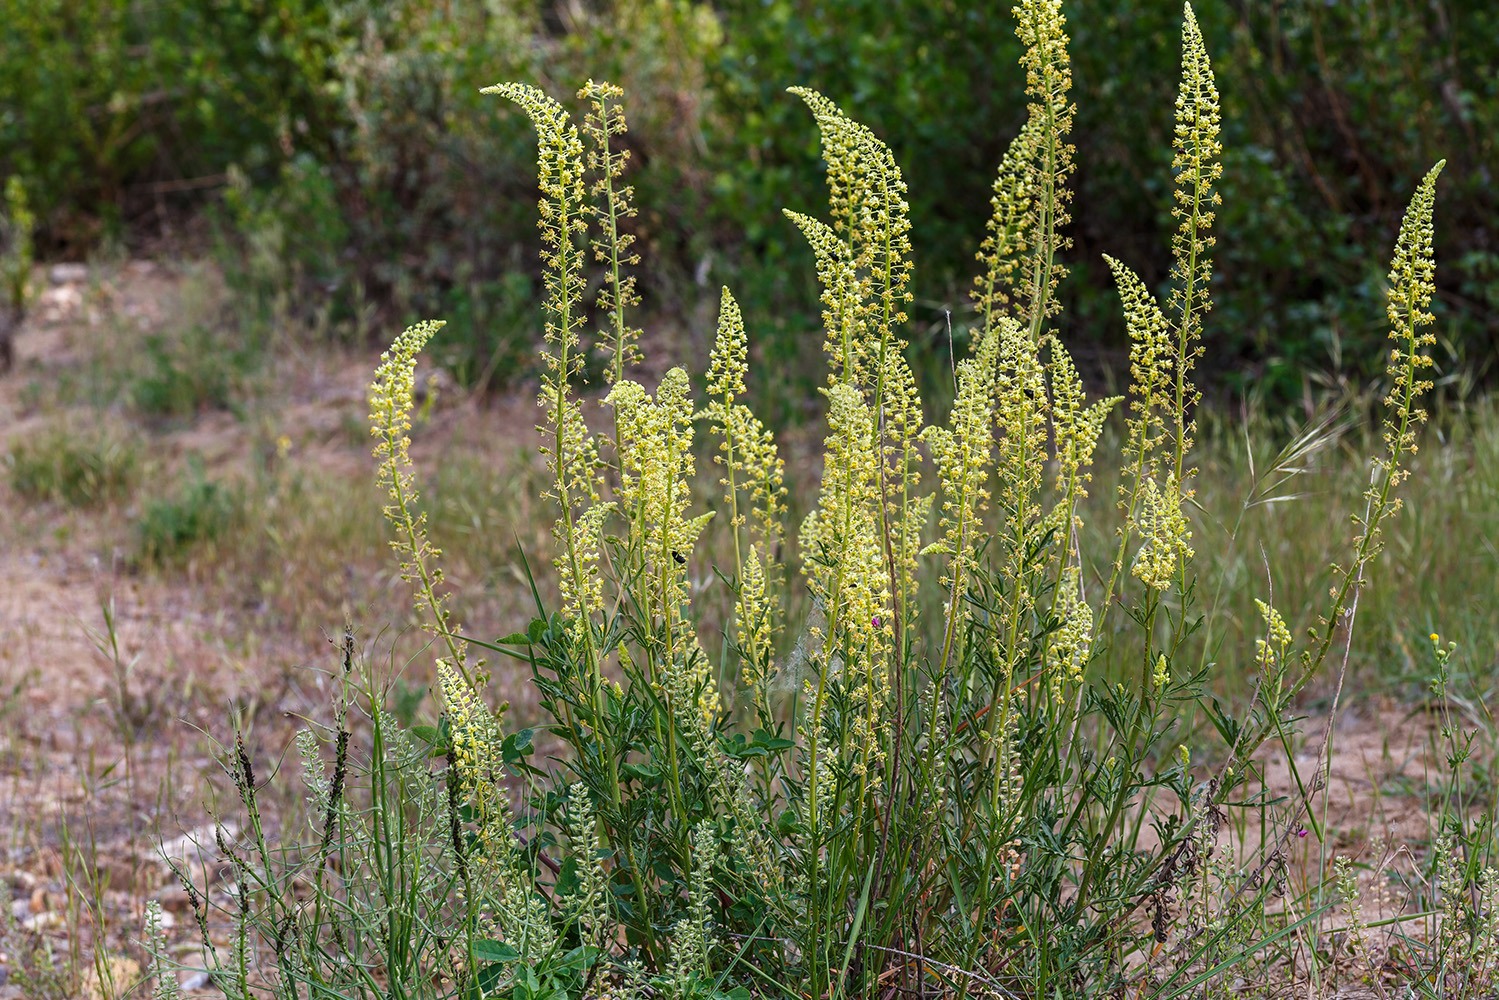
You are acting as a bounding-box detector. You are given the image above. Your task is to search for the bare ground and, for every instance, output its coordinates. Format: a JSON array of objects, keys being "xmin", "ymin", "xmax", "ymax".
[{"xmin": 0, "ymin": 260, "xmax": 538, "ymax": 997}]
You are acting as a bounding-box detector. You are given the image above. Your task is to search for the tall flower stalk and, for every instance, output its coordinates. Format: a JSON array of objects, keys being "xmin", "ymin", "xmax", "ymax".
[
  {"xmin": 484, "ymin": 83, "xmax": 606, "ymax": 690},
  {"xmin": 345, "ymin": 18, "xmax": 1451, "ymax": 993}
]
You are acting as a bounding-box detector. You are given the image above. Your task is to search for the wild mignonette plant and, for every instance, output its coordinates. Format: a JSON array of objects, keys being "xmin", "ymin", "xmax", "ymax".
[{"xmin": 153, "ymin": 3, "xmax": 1457, "ymax": 998}]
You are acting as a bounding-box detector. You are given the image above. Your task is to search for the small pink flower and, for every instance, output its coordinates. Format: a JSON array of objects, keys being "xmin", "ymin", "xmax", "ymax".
[
  {"xmin": 1296, "ymin": 828, "xmax": 1308, "ymax": 838},
  {"xmin": 872, "ymin": 615, "xmax": 883, "ymax": 629}
]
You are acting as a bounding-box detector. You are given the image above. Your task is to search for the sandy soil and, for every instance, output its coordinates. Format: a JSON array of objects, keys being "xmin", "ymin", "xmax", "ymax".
[{"xmin": 0, "ymin": 262, "xmax": 395, "ymax": 998}]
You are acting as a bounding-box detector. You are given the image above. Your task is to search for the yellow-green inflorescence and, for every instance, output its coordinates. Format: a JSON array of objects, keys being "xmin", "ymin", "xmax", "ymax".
[
  {"xmin": 701, "ymin": 287, "xmax": 787, "ymax": 699},
  {"xmin": 1167, "ymin": 2, "xmax": 1223, "ymax": 489},
  {"xmin": 992, "ymin": 315, "xmax": 1049, "ymax": 640},
  {"xmin": 1011, "ymin": 0, "xmax": 1076, "ymax": 333},
  {"xmin": 370, "ymin": 319, "xmax": 479, "ymax": 681},
  {"xmin": 784, "ymin": 209, "xmax": 864, "ymax": 385},
  {"xmin": 922, "ymin": 327, "xmax": 1000, "ymax": 673},
  {"xmin": 608, "ymin": 369, "xmax": 717, "ymax": 722},
  {"xmin": 580, "ymin": 80, "xmax": 643, "ymax": 389},
  {"xmin": 1379, "ymin": 160, "xmax": 1445, "ymax": 481},
  {"xmin": 485, "ymin": 83, "xmax": 607, "ymax": 658},
  {"xmin": 800, "ymin": 383, "xmax": 890, "ymax": 702},
  {"xmin": 1131, "ymin": 473, "xmax": 1194, "ymax": 591},
  {"xmin": 973, "ymin": 116, "xmax": 1043, "ymax": 328},
  {"xmin": 1096, "ymin": 2, "xmax": 1221, "ymax": 618}
]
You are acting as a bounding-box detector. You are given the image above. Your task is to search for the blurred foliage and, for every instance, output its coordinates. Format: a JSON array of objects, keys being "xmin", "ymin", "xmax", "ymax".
[
  {"xmin": 6, "ymin": 421, "xmax": 138, "ymax": 508},
  {"xmin": 1, "ymin": 177, "xmax": 33, "ymax": 314},
  {"xmin": 1, "ymin": 0, "xmax": 1494, "ymax": 408},
  {"xmin": 134, "ymin": 466, "xmax": 241, "ymax": 567}
]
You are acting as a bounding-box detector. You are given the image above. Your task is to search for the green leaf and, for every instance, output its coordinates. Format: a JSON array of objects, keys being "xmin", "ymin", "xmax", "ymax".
[
  {"xmin": 1204, "ymin": 696, "xmax": 1240, "ymax": 747},
  {"xmin": 775, "ymin": 809, "xmax": 800, "ymax": 836},
  {"xmin": 473, "ymin": 938, "xmax": 520, "ymax": 964},
  {"xmin": 501, "ymin": 728, "xmax": 535, "ymax": 765}
]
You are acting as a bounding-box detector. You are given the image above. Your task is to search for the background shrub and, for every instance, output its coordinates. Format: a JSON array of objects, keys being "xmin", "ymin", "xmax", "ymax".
[{"xmin": 3, "ymin": 1, "xmax": 1494, "ymax": 409}]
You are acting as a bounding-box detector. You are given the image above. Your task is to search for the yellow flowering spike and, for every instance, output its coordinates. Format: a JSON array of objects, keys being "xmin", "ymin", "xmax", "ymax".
[
  {"xmin": 801, "ymin": 382, "xmax": 889, "ymax": 673},
  {"xmin": 784, "ymin": 209, "xmax": 864, "ymax": 386},
  {"xmin": 879, "ymin": 348, "xmax": 929, "ymax": 634},
  {"xmin": 1012, "ymin": 0, "xmax": 1076, "ymax": 332},
  {"xmin": 788, "ymin": 86, "xmax": 913, "ymax": 334},
  {"xmin": 607, "ymin": 368, "xmax": 716, "ymax": 715},
  {"xmin": 706, "ymin": 286, "xmax": 750, "ymax": 402},
  {"xmin": 1308, "ymin": 161, "xmax": 1444, "ymax": 682},
  {"xmin": 1167, "ymin": 3, "xmax": 1223, "ymax": 485},
  {"xmin": 1253, "ymin": 598, "xmax": 1292, "ymax": 686},
  {"xmin": 735, "ymin": 544, "xmax": 774, "ymax": 699},
  {"xmin": 1152, "ymin": 653, "xmax": 1170, "ymax": 691},
  {"xmin": 863, "ymin": 131, "xmax": 915, "ymax": 337},
  {"xmin": 704, "ymin": 287, "xmax": 787, "ymax": 552},
  {"xmin": 438, "ymin": 660, "xmax": 503, "ymax": 792},
  {"xmin": 371, "ymin": 320, "xmax": 475, "ymax": 683},
  {"xmin": 1109, "ymin": 253, "xmax": 1173, "ymax": 469},
  {"xmin": 489, "ymin": 82, "xmax": 605, "ymax": 658},
  {"xmin": 973, "ymin": 116, "xmax": 1043, "ymax": 328},
  {"xmin": 924, "ymin": 326, "xmax": 1000, "ymax": 673},
  {"xmin": 702, "ymin": 288, "xmax": 787, "ymax": 660},
  {"xmin": 1131, "ymin": 474, "xmax": 1194, "ymax": 590},
  {"xmin": 1045, "ymin": 336, "xmax": 1120, "ymax": 546},
  {"xmin": 991, "ymin": 314, "xmax": 1049, "ymax": 687},
  {"xmin": 994, "ymin": 315, "xmax": 1049, "ymax": 560},
  {"xmin": 485, "ymin": 83, "xmax": 589, "ymax": 384},
  {"xmin": 437, "ymin": 657, "xmax": 521, "ymax": 925},
  {"xmin": 787, "ymin": 87, "xmax": 876, "ymax": 242},
  {"xmin": 1381, "ymin": 160, "xmax": 1445, "ymax": 468},
  {"xmin": 784, "ymin": 96, "xmax": 925, "ymax": 655},
  {"xmin": 1048, "ymin": 567, "xmax": 1093, "ymax": 703},
  {"xmin": 580, "ymin": 80, "xmax": 643, "ymax": 386}
]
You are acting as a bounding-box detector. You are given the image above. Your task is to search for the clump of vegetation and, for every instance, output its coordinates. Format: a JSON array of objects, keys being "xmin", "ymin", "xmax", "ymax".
[
  {"xmin": 6, "ymin": 421, "xmax": 139, "ymax": 507},
  {"xmin": 134, "ymin": 468, "xmax": 240, "ymax": 566},
  {"xmin": 149, "ymin": 4, "xmax": 1495, "ymax": 998},
  {"xmin": 128, "ymin": 322, "xmax": 257, "ymax": 421}
]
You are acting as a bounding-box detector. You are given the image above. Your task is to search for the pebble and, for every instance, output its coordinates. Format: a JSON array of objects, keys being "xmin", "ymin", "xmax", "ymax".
[
  {"xmin": 48, "ymin": 263, "xmax": 89, "ymax": 285},
  {"xmin": 21, "ymin": 911, "xmax": 62, "ymax": 932}
]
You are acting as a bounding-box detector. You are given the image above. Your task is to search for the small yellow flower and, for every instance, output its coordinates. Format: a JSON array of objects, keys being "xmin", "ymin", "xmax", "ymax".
[
  {"xmin": 608, "ymin": 368, "xmax": 718, "ymax": 721},
  {"xmin": 1131, "ymin": 474, "xmax": 1194, "ymax": 589}
]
